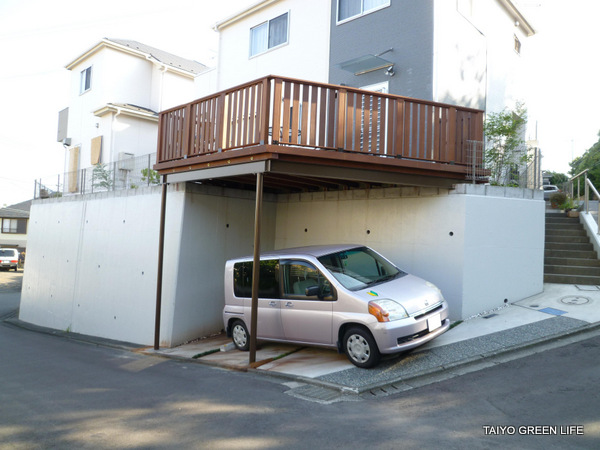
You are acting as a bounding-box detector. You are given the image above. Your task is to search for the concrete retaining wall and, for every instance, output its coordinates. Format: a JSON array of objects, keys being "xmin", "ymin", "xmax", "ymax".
[{"xmin": 19, "ymin": 182, "xmax": 544, "ymax": 346}]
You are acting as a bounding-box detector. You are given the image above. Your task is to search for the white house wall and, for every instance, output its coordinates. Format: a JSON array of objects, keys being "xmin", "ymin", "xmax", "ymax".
[
  {"xmin": 433, "ymin": 2, "xmax": 487, "ymax": 109},
  {"xmin": 109, "ymin": 114, "xmax": 158, "ymax": 161},
  {"xmin": 433, "ymin": 0, "xmax": 530, "ymax": 114},
  {"xmin": 210, "ymin": 0, "xmax": 331, "ymax": 93}
]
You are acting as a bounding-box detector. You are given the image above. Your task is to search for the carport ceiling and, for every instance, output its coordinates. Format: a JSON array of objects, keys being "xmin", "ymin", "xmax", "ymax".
[{"xmin": 163, "ymin": 159, "xmax": 462, "ymax": 194}]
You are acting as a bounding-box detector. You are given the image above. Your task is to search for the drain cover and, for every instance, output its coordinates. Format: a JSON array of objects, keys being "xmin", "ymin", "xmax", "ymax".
[{"xmin": 560, "ymin": 296, "xmax": 591, "ymax": 305}]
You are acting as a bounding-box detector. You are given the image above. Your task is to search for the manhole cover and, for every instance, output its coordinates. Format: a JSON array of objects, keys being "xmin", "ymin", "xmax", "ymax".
[{"xmin": 560, "ymin": 296, "xmax": 591, "ymax": 305}]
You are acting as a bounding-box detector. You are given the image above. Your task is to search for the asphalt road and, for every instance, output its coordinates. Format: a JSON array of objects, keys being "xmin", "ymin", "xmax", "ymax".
[
  {"xmin": 1, "ymin": 274, "xmax": 599, "ymax": 449},
  {"xmin": 0, "ymin": 268, "xmax": 21, "ymax": 318}
]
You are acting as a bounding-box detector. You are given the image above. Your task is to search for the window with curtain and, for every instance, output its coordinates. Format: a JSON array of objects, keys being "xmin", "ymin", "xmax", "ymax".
[
  {"xmin": 250, "ymin": 12, "xmax": 289, "ymax": 57},
  {"xmin": 1, "ymin": 218, "xmax": 27, "ymax": 234},
  {"xmin": 338, "ymin": 0, "xmax": 389, "ymax": 22}
]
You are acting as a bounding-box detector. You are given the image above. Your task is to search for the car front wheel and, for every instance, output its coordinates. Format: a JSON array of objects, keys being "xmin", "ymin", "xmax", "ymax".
[
  {"xmin": 231, "ymin": 320, "xmax": 250, "ymax": 351},
  {"xmin": 343, "ymin": 327, "xmax": 381, "ymax": 368}
]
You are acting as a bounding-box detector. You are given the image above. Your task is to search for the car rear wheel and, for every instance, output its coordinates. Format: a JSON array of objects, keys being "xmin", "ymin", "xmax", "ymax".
[
  {"xmin": 231, "ymin": 320, "xmax": 250, "ymax": 351},
  {"xmin": 343, "ymin": 327, "xmax": 381, "ymax": 368}
]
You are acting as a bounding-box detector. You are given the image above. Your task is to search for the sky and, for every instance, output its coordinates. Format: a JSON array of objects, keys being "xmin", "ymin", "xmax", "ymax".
[{"xmin": 1, "ymin": 0, "xmax": 599, "ymax": 207}]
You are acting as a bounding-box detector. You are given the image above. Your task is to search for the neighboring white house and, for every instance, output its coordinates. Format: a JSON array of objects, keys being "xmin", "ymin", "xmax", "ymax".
[{"xmin": 59, "ymin": 38, "xmax": 209, "ymax": 193}]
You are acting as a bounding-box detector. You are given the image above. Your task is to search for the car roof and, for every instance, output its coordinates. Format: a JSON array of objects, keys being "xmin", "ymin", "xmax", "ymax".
[{"xmin": 228, "ymin": 244, "xmax": 364, "ymax": 262}]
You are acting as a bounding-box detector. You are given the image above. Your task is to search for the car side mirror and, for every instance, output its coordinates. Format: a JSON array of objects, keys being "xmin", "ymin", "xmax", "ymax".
[{"xmin": 305, "ymin": 285, "xmax": 319, "ymax": 297}]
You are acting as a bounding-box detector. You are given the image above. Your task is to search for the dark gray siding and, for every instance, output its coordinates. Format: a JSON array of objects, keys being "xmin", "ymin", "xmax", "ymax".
[{"xmin": 329, "ymin": 0, "xmax": 434, "ymax": 100}]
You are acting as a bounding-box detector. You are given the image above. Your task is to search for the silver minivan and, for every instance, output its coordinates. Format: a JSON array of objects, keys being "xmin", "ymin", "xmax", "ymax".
[{"xmin": 222, "ymin": 244, "xmax": 449, "ymax": 368}]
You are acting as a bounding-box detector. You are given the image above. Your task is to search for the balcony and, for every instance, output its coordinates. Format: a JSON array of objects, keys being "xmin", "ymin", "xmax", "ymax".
[{"xmin": 155, "ymin": 76, "xmax": 486, "ymax": 192}]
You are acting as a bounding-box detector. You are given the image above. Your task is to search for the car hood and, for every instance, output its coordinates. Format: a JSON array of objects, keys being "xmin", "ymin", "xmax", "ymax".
[{"xmin": 357, "ymin": 274, "xmax": 444, "ymax": 315}]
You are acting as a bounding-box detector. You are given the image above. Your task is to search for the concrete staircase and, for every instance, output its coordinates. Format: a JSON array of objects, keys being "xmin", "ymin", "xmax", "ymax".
[{"xmin": 545, "ymin": 212, "xmax": 600, "ymax": 285}]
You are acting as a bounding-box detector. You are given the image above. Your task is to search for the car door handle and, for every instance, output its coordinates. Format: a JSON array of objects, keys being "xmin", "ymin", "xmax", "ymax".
[
  {"xmin": 285, "ymin": 302, "xmax": 294, "ymax": 308},
  {"xmin": 269, "ymin": 301, "xmax": 277, "ymax": 307}
]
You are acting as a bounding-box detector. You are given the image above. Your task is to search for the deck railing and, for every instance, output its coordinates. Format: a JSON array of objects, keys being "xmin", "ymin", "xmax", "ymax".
[{"xmin": 157, "ymin": 75, "xmax": 484, "ymax": 167}]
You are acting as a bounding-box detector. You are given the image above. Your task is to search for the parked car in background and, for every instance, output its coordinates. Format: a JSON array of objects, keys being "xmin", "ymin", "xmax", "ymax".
[
  {"xmin": 0, "ymin": 248, "xmax": 19, "ymax": 271},
  {"xmin": 543, "ymin": 185, "xmax": 560, "ymax": 200},
  {"xmin": 223, "ymin": 244, "xmax": 449, "ymax": 368}
]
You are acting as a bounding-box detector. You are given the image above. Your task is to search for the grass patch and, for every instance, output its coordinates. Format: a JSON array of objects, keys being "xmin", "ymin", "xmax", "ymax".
[
  {"xmin": 192, "ymin": 348, "xmax": 220, "ymax": 359},
  {"xmin": 449, "ymin": 320, "xmax": 463, "ymax": 330}
]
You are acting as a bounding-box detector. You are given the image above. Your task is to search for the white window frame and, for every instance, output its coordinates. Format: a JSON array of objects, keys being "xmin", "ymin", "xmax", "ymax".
[
  {"xmin": 360, "ymin": 81, "xmax": 389, "ymax": 94},
  {"xmin": 249, "ymin": 12, "xmax": 289, "ymax": 58},
  {"xmin": 80, "ymin": 66, "xmax": 92, "ymax": 94},
  {"xmin": 337, "ymin": 0, "xmax": 391, "ymax": 25},
  {"xmin": 514, "ymin": 35, "xmax": 521, "ymax": 55}
]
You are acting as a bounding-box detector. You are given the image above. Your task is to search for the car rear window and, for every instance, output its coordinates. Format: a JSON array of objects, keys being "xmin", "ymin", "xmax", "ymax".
[
  {"xmin": 233, "ymin": 259, "xmax": 280, "ymax": 298},
  {"xmin": 0, "ymin": 249, "xmax": 17, "ymax": 257}
]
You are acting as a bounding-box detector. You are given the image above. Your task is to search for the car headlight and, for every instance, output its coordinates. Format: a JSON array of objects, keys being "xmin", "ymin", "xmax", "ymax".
[{"xmin": 368, "ymin": 299, "xmax": 408, "ymax": 322}]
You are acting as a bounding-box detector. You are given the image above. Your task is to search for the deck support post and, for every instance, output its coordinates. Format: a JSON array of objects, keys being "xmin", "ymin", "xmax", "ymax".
[
  {"xmin": 249, "ymin": 172, "xmax": 264, "ymax": 364},
  {"xmin": 154, "ymin": 179, "xmax": 168, "ymax": 350}
]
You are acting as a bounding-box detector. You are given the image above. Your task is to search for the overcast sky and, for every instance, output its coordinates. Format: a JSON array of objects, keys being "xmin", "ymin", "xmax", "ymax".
[{"xmin": 1, "ymin": 0, "xmax": 599, "ymax": 207}]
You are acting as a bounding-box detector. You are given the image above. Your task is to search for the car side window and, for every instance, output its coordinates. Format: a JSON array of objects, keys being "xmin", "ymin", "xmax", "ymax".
[
  {"xmin": 281, "ymin": 260, "xmax": 335, "ymax": 301},
  {"xmin": 233, "ymin": 259, "xmax": 279, "ymax": 298}
]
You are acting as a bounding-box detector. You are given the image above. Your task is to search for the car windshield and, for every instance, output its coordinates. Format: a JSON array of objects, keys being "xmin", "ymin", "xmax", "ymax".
[{"xmin": 318, "ymin": 247, "xmax": 405, "ymax": 291}]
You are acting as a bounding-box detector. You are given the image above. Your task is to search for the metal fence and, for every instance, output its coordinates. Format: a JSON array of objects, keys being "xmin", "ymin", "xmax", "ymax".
[
  {"xmin": 34, "ymin": 153, "xmax": 160, "ymax": 199},
  {"xmin": 465, "ymin": 140, "xmax": 487, "ymax": 184},
  {"xmin": 518, "ymin": 147, "xmax": 543, "ymax": 190}
]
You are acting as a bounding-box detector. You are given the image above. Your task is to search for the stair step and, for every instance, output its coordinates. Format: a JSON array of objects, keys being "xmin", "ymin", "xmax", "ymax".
[
  {"xmin": 545, "ymin": 217, "xmax": 580, "ymax": 223},
  {"xmin": 545, "ymin": 235, "xmax": 590, "ymax": 244},
  {"xmin": 545, "ymin": 229, "xmax": 587, "ymax": 237},
  {"xmin": 545, "ymin": 257, "xmax": 600, "ymax": 267},
  {"xmin": 544, "ymin": 264, "xmax": 600, "ymax": 276},
  {"xmin": 544, "ymin": 273, "xmax": 600, "ymax": 285},
  {"xmin": 545, "ymin": 223, "xmax": 585, "ymax": 231},
  {"xmin": 545, "ymin": 249, "xmax": 598, "ymax": 259},
  {"xmin": 546, "ymin": 242, "xmax": 594, "ymax": 251}
]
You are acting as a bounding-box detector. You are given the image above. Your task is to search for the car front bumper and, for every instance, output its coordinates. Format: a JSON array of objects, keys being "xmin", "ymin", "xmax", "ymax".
[{"xmin": 371, "ymin": 302, "xmax": 450, "ymax": 354}]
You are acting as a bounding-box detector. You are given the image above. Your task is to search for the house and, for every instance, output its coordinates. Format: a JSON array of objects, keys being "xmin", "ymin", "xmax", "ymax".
[
  {"xmin": 58, "ymin": 38, "xmax": 209, "ymax": 195},
  {"xmin": 0, "ymin": 200, "xmax": 31, "ymax": 253},
  {"xmin": 200, "ymin": 0, "xmax": 534, "ymax": 113},
  {"xmin": 19, "ymin": 3, "xmax": 545, "ymax": 350}
]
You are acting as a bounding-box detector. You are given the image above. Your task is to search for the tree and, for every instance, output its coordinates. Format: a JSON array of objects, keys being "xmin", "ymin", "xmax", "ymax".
[
  {"xmin": 92, "ymin": 163, "xmax": 113, "ymax": 190},
  {"xmin": 569, "ymin": 131, "xmax": 600, "ymax": 187},
  {"xmin": 545, "ymin": 171, "xmax": 568, "ymax": 186},
  {"xmin": 484, "ymin": 102, "xmax": 529, "ymax": 186}
]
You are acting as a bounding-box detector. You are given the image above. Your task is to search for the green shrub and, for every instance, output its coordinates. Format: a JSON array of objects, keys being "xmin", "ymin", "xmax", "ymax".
[{"xmin": 549, "ymin": 191, "xmax": 566, "ymax": 208}]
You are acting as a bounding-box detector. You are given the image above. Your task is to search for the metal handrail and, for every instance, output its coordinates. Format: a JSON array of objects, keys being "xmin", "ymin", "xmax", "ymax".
[{"xmin": 568, "ymin": 169, "xmax": 600, "ymax": 234}]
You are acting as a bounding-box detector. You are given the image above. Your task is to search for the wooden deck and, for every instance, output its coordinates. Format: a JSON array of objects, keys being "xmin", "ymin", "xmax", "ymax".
[{"xmin": 154, "ymin": 76, "xmax": 486, "ymax": 192}]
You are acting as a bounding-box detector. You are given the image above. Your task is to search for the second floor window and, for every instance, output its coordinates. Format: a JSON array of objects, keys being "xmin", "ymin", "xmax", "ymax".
[
  {"xmin": 80, "ymin": 66, "xmax": 92, "ymax": 94},
  {"xmin": 338, "ymin": 0, "xmax": 390, "ymax": 23},
  {"xmin": 250, "ymin": 12, "xmax": 288, "ymax": 57}
]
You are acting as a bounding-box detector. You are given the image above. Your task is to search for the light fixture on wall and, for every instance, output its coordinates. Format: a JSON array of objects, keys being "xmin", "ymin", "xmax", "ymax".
[{"xmin": 385, "ymin": 65, "xmax": 395, "ymax": 77}]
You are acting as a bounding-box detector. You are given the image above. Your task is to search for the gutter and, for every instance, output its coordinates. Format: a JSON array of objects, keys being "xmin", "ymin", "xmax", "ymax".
[
  {"xmin": 215, "ymin": 0, "xmax": 282, "ymax": 31},
  {"xmin": 496, "ymin": 0, "xmax": 536, "ymax": 36}
]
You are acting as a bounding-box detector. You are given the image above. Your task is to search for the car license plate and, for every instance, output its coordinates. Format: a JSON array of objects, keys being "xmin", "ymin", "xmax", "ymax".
[{"xmin": 428, "ymin": 314, "xmax": 442, "ymax": 332}]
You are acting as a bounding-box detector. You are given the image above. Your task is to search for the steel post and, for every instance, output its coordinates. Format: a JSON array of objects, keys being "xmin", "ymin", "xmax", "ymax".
[
  {"xmin": 154, "ymin": 180, "xmax": 168, "ymax": 350},
  {"xmin": 249, "ymin": 172, "xmax": 263, "ymax": 364}
]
